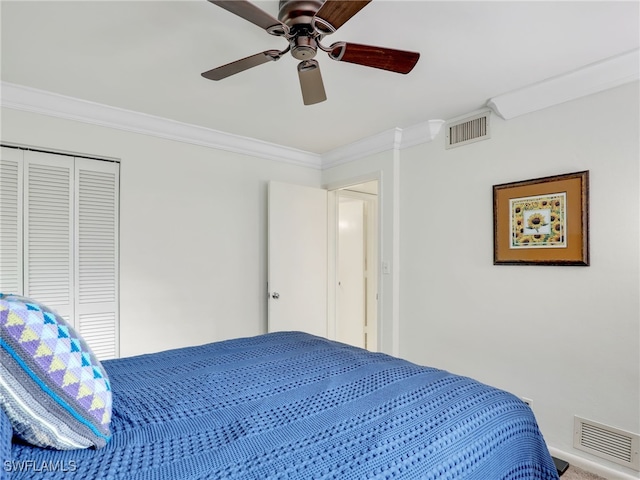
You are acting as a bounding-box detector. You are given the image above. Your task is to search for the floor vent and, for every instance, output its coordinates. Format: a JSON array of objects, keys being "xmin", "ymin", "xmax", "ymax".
[
  {"xmin": 574, "ymin": 416, "xmax": 640, "ymax": 470},
  {"xmin": 446, "ymin": 110, "xmax": 490, "ymax": 149}
]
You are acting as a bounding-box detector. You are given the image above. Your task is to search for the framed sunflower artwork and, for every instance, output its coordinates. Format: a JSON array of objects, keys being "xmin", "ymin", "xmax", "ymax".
[{"xmin": 493, "ymin": 171, "xmax": 589, "ymax": 265}]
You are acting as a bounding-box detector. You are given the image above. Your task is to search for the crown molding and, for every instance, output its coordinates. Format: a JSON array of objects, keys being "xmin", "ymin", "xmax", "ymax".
[
  {"xmin": 3, "ymin": 46, "xmax": 634, "ymax": 170},
  {"xmin": 400, "ymin": 120, "xmax": 446, "ymax": 150},
  {"xmin": 0, "ymin": 82, "xmax": 323, "ymax": 169},
  {"xmin": 488, "ymin": 49, "xmax": 640, "ymax": 120},
  {"xmin": 322, "ymin": 128, "xmax": 399, "ymax": 169},
  {"xmin": 321, "ymin": 119, "xmax": 445, "ymax": 169},
  {"xmin": 1, "ymin": 81, "xmax": 445, "ymax": 170}
]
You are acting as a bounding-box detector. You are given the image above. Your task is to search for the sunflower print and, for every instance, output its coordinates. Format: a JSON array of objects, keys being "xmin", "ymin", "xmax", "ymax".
[
  {"xmin": 548, "ymin": 234, "xmax": 564, "ymax": 243},
  {"xmin": 527, "ymin": 212, "xmax": 548, "ymax": 232},
  {"xmin": 512, "ymin": 211, "xmax": 526, "ymax": 242},
  {"xmin": 510, "ymin": 193, "xmax": 566, "ymax": 248}
]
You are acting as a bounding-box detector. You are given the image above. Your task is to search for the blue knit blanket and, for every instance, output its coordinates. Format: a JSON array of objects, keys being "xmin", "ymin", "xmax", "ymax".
[{"xmin": 4, "ymin": 332, "xmax": 558, "ymax": 479}]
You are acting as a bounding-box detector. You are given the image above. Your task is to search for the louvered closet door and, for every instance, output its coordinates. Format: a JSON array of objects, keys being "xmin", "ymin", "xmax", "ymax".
[
  {"xmin": 24, "ymin": 151, "xmax": 74, "ymax": 321},
  {"xmin": 74, "ymin": 158, "xmax": 119, "ymax": 360},
  {"xmin": 0, "ymin": 147, "xmax": 24, "ymax": 294}
]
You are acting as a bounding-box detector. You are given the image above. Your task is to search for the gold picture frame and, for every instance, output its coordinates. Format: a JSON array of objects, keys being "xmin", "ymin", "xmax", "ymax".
[{"xmin": 493, "ymin": 171, "xmax": 589, "ymax": 265}]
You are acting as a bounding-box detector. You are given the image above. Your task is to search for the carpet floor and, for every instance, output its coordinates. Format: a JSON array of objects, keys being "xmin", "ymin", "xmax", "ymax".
[{"xmin": 562, "ymin": 465, "xmax": 609, "ymax": 480}]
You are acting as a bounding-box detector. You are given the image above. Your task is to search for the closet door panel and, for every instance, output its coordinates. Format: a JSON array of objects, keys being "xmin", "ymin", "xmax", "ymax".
[
  {"xmin": 0, "ymin": 147, "xmax": 24, "ymax": 295},
  {"xmin": 24, "ymin": 150, "xmax": 74, "ymax": 321},
  {"xmin": 75, "ymin": 158, "xmax": 119, "ymax": 359}
]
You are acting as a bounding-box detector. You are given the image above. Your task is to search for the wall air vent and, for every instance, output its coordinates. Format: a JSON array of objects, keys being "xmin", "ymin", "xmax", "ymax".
[
  {"xmin": 445, "ymin": 110, "xmax": 491, "ymax": 149},
  {"xmin": 574, "ymin": 416, "xmax": 640, "ymax": 470}
]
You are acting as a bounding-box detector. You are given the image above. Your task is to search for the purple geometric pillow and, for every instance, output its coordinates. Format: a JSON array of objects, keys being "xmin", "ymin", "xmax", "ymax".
[{"xmin": 0, "ymin": 294, "xmax": 111, "ymax": 449}]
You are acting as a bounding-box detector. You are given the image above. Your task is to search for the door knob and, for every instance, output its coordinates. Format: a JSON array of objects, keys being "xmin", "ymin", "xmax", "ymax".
[{"xmin": 271, "ymin": 292, "xmax": 280, "ymax": 299}]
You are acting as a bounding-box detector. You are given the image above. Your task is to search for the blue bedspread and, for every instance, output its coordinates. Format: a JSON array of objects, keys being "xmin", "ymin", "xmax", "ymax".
[{"xmin": 4, "ymin": 332, "xmax": 558, "ymax": 479}]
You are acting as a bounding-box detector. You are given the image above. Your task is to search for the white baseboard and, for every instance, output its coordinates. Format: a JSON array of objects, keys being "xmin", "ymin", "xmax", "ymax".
[{"xmin": 548, "ymin": 447, "xmax": 640, "ymax": 480}]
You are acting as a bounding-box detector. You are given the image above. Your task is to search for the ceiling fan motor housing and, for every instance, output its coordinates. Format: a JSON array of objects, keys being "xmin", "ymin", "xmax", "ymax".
[
  {"xmin": 278, "ymin": 0, "xmax": 323, "ymax": 27},
  {"xmin": 279, "ymin": 0, "xmax": 324, "ymax": 60},
  {"xmin": 291, "ymin": 36, "xmax": 318, "ymax": 60}
]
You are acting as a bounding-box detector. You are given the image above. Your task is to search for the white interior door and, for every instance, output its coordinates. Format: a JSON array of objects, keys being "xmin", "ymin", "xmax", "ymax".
[
  {"xmin": 268, "ymin": 181, "xmax": 327, "ymax": 336},
  {"xmin": 337, "ymin": 196, "xmax": 366, "ymax": 348},
  {"xmin": 335, "ymin": 186, "xmax": 378, "ymax": 351},
  {"xmin": 74, "ymin": 158, "xmax": 120, "ymax": 359},
  {"xmin": 24, "ymin": 150, "xmax": 75, "ymax": 322},
  {"xmin": 0, "ymin": 147, "xmax": 24, "ymax": 295}
]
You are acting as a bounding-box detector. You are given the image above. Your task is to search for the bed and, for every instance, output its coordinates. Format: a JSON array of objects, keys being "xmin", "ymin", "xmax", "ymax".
[{"xmin": 1, "ymin": 329, "xmax": 559, "ymax": 479}]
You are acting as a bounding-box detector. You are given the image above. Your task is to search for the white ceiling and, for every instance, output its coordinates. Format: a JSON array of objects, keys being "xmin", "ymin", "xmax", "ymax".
[{"xmin": 1, "ymin": 1, "xmax": 639, "ymax": 154}]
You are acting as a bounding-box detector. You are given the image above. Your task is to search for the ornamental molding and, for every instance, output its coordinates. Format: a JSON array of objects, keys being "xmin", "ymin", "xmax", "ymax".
[
  {"xmin": 2, "ymin": 50, "xmax": 637, "ymax": 167},
  {"xmin": 488, "ymin": 49, "xmax": 639, "ymax": 120}
]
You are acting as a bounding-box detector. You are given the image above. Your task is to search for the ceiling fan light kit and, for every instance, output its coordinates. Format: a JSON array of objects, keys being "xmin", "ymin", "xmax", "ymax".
[{"xmin": 202, "ymin": 0, "xmax": 420, "ymax": 105}]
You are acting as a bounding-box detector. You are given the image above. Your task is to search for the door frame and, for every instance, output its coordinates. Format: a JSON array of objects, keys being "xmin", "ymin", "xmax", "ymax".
[{"xmin": 325, "ymin": 173, "xmax": 382, "ymax": 351}]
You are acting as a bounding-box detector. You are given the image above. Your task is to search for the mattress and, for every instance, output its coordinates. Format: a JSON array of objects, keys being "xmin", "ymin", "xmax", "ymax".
[{"xmin": 3, "ymin": 331, "xmax": 559, "ymax": 479}]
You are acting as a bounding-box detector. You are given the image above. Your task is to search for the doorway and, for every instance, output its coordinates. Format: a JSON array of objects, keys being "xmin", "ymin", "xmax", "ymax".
[
  {"xmin": 334, "ymin": 181, "xmax": 378, "ymax": 351},
  {"xmin": 267, "ymin": 180, "xmax": 379, "ymax": 351}
]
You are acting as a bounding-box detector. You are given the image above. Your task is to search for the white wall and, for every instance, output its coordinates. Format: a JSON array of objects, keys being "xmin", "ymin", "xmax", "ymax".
[
  {"xmin": 0, "ymin": 108, "xmax": 321, "ymax": 357},
  {"xmin": 399, "ymin": 82, "xmax": 639, "ymax": 476}
]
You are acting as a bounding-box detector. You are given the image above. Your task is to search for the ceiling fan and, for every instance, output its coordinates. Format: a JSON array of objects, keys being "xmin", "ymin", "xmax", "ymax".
[{"xmin": 201, "ymin": 0, "xmax": 420, "ymax": 105}]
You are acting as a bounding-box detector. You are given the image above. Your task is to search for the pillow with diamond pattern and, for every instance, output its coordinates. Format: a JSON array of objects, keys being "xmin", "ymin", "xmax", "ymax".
[{"xmin": 0, "ymin": 293, "xmax": 112, "ymax": 449}]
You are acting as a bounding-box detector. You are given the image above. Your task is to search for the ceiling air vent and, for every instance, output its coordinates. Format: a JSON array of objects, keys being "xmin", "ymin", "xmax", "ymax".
[
  {"xmin": 446, "ymin": 110, "xmax": 491, "ymax": 149},
  {"xmin": 574, "ymin": 416, "xmax": 640, "ymax": 470}
]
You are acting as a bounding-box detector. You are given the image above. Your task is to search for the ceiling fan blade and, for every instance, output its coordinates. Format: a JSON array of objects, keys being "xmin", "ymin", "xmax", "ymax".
[
  {"xmin": 328, "ymin": 42, "xmax": 420, "ymax": 74},
  {"xmin": 207, "ymin": 0, "xmax": 288, "ymax": 36},
  {"xmin": 202, "ymin": 50, "xmax": 282, "ymax": 81},
  {"xmin": 297, "ymin": 60, "xmax": 327, "ymax": 105},
  {"xmin": 313, "ymin": 0, "xmax": 371, "ymax": 34}
]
